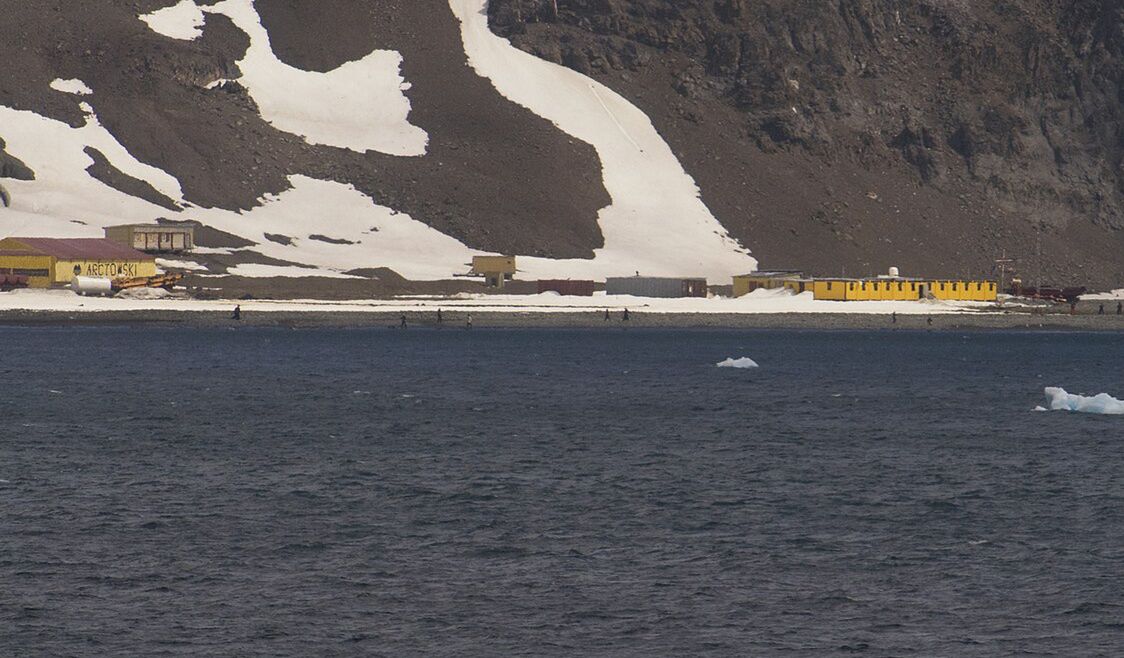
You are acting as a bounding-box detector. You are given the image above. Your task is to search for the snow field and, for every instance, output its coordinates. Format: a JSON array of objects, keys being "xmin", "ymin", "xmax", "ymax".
[
  {"xmin": 0, "ymin": 287, "xmax": 993, "ymax": 316},
  {"xmin": 141, "ymin": 0, "xmax": 427, "ymax": 156},
  {"xmin": 448, "ymin": 0, "xmax": 756, "ymax": 281}
]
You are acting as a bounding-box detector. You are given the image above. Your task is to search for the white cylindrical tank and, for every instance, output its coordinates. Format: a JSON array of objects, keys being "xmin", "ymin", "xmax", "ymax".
[
  {"xmin": 888, "ymin": 266, "xmax": 900, "ymax": 278},
  {"xmin": 71, "ymin": 276, "xmax": 115, "ymax": 296}
]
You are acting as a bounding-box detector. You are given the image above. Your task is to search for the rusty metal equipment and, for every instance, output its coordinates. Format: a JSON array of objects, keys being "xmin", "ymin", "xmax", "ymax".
[{"xmin": 113, "ymin": 273, "xmax": 185, "ymax": 291}]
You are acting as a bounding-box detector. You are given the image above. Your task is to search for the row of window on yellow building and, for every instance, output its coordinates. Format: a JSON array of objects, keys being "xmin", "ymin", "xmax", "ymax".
[{"xmin": 733, "ymin": 271, "xmax": 997, "ymax": 302}]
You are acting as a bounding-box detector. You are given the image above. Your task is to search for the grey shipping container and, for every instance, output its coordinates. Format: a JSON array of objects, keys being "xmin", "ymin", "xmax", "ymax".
[{"xmin": 605, "ymin": 277, "xmax": 708, "ymax": 298}]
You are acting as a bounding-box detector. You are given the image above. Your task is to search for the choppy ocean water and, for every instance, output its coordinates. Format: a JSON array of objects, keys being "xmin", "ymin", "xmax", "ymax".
[{"xmin": 2, "ymin": 326, "xmax": 1122, "ymax": 656}]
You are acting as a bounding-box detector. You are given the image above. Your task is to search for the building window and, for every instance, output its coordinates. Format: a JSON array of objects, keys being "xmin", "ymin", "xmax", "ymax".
[
  {"xmin": 952, "ymin": 282, "xmax": 958, "ymax": 291},
  {"xmin": 13, "ymin": 269, "xmax": 49, "ymax": 277},
  {"xmin": 898, "ymin": 282, "xmax": 904, "ymax": 291},
  {"xmin": 827, "ymin": 282, "xmax": 833, "ymax": 290}
]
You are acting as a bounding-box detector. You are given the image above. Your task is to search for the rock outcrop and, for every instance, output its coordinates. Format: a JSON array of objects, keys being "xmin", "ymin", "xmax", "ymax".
[{"xmin": 490, "ymin": 0, "xmax": 1124, "ymax": 286}]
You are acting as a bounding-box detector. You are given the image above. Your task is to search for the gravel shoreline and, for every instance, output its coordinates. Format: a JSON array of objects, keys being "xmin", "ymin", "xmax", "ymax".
[{"xmin": 1, "ymin": 309, "xmax": 1122, "ymax": 331}]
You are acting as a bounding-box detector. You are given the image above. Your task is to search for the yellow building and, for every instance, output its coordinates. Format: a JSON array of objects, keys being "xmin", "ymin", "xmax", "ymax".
[
  {"xmin": 809, "ymin": 277, "xmax": 996, "ymax": 302},
  {"xmin": 0, "ymin": 237, "xmax": 157, "ymax": 288},
  {"xmin": 928, "ymin": 279, "xmax": 997, "ymax": 302},
  {"xmin": 470, "ymin": 255, "xmax": 517, "ymax": 288},
  {"xmin": 733, "ymin": 271, "xmax": 807, "ymax": 297}
]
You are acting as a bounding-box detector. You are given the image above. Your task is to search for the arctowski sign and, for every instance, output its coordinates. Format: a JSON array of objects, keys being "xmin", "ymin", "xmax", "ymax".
[{"xmin": 76, "ymin": 262, "xmax": 142, "ymax": 278}]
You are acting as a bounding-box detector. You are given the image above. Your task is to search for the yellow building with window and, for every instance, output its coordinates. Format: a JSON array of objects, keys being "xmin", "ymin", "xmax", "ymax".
[
  {"xmin": 808, "ymin": 277, "xmax": 995, "ymax": 302},
  {"xmin": 0, "ymin": 237, "xmax": 157, "ymax": 288}
]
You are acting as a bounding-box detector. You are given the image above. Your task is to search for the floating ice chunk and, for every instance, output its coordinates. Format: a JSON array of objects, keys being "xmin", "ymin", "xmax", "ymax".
[
  {"xmin": 50, "ymin": 79, "xmax": 92, "ymax": 96},
  {"xmin": 717, "ymin": 357, "xmax": 759, "ymax": 369},
  {"xmin": 1042, "ymin": 387, "xmax": 1124, "ymax": 415}
]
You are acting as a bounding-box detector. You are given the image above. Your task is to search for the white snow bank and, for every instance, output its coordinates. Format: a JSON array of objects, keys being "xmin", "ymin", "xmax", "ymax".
[
  {"xmin": 717, "ymin": 357, "xmax": 759, "ymax": 369},
  {"xmin": 1041, "ymin": 387, "xmax": 1124, "ymax": 415},
  {"xmin": 156, "ymin": 258, "xmax": 208, "ymax": 271},
  {"xmin": 0, "ymin": 104, "xmax": 185, "ymax": 236},
  {"xmin": 224, "ymin": 263, "xmax": 359, "ymax": 279},
  {"xmin": 1081, "ymin": 289, "xmax": 1124, "ymax": 301},
  {"xmin": 0, "ymin": 103, "xmax": 477, "ymax": 280},
  {"xmin": 152, "ymin": 0, "xmax": 427, "ymax": 156},
  {"xmin": 449, "ymin": 0, "xmax": 755, "ymax": 281},
  {"xmin": 0, "ymin": 288, "xmax": 995, "ymax": 316},
  {"xmin": 140, "ymin": 0, "xmax": 206, "ymax": 40},
  {"xmin": 189, "ymin": 175, "xmax": 480, "ymax": 280},
  {"xmin": 50, "ymin": 79, "xmax": 92, "ymax": 96}
]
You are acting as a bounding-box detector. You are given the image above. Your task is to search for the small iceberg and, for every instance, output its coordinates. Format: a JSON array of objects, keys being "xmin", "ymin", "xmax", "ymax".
[
  {"xmin": 717, "ymin": 357, "xmax": 759, "ymax": 369},
  {"xmin": 1041, "ymin": 387, "xmax": 1124, "ymax": 415}
]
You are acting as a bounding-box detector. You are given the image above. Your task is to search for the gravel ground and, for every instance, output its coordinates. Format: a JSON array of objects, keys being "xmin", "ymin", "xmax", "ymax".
[{"xmin": 0, "ymin": 308, "xmax": 1121, "ymax": 331}]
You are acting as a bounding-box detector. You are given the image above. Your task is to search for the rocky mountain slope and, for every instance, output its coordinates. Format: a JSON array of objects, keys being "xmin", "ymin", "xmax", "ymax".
[
  {"xmin": 0, "ymin": 0, "xmax": 1120, "ymax": 289},
  {"xmin": 491, "ymin": 0, "xmax": 1124, "ymax": 287}
]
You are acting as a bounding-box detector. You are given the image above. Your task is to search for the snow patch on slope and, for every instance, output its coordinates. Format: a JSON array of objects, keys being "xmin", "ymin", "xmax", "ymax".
[
  {"xmin": 187, "ymin": 176, "xmax": 479, "ymax": 280},
  {"xmin": 0, "ymin": 105, "xmax": 184, "ymax": 235},
  {"xmin": 50, "ymin": 79, "xmax": 93, "ymax": 96},
  {"xmin": 140, "ymin": 0, "xmax": 205, "ymax": 41},
  {"xmin": 0, "ymin": 107, "xmax": 477, "ymax": 280},
  {"xmin": 139, "ymin": 0, "xmax": 428, "ymax": 156},
  {"xmin": 448, "ymin": 0, "xmax": 756, "ymax": 281}
]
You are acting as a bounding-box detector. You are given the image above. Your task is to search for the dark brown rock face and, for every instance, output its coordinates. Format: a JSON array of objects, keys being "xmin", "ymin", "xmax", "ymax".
[
  {"xmin": 491, "ymin": 0, "xmax": 1124, "ymax": 287},
  {"xmin": 0, "ymin": 0, "xmax": 608, "ymax": 260},
  {"xmin": 0, "ymin": 0, "xmax": 1119, "ymax": 287}
]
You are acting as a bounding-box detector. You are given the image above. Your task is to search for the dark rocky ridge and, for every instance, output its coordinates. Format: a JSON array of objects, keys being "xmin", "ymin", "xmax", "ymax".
[
  {"xmin": 490, "ymin": 0, "xmax": 1123, "ymax": 287},
  {"xmin": 84, "ymin": 146, "xmax": 181, "ymax": 211},
  {"xmin": 0, "ymin": 0, "xmax": 607, "ymax": 259},
  {"xmin": 0, "ymin": 1, "xmax": 1119, "ymax": 288}
]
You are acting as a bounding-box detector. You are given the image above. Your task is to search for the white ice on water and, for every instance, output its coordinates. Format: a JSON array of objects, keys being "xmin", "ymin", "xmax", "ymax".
[
  {"xmin": 717, "ymin": 357, "xmax": 759, "ymax": 369},
  {"xmin": 1041, "ymin": 387, "xmax": 1124, "ymax": 415}
]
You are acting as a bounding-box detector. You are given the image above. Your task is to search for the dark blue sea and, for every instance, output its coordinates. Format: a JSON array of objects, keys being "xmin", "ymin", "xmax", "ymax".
[{"xmin": 2, "ymin": 327, "xmax": 1122, "ymax": 656}]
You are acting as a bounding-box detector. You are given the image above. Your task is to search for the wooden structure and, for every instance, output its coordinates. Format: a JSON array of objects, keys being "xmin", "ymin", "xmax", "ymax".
[{"xmin": 104, "ymin": 223, "xmax": 194, "ymax": 253}]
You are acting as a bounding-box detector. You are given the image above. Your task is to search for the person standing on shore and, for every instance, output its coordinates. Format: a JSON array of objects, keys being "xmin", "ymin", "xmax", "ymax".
[
  {"xmin": 1098, "ymin": 304, "xmax": 1105, "ymax": 315},
  {"xmin": 400, "ymin": 314, "xmax": 407, "ymax": 328},
  {"xmin": 1118, "ymin": 301, "xmax": 1122, "ymax": 315},
  {"xmin": 466, "ymin": 314, "xmax": 473, "ymax": 329},
  {"xmin": 231, "ymin": 305, "xmax": 241, "ymax": 321},
  {"xmin": 927, "ymin": 316, "xmax": 932, "ymax": 326},
  {"xmin": 437, "ymin": 308, "xmax": 443, "ymax": 324},
  {"xmin": 892, "ymin": 311, "xmax": 897, "ymax": 324},
  {"xmin": 622, "ymin": 308, "xmax": 630, "ymax": 322},
  {"xmin": 604, "ymin": 309, "xmax": 610, "ymax": 322}
]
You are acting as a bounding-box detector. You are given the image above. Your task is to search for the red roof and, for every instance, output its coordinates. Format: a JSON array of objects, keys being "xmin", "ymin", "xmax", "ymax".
[{"xmin": 5, "ymin": 238, "xmax": 154, "ymax": 261}]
